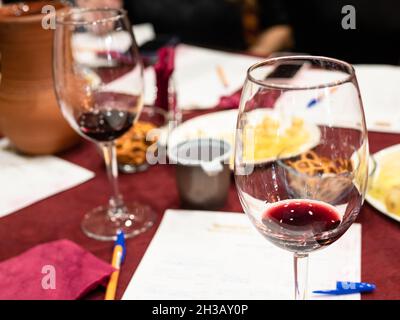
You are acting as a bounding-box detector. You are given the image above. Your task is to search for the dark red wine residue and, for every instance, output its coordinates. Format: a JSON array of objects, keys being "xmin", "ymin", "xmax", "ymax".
[
  {"xmin": 78, "ymin": 109, "xmax": 135, "ymax": 141},
  {"xmin": 262, "ymin": 200, "xmax": 341, "ymax": 233}
]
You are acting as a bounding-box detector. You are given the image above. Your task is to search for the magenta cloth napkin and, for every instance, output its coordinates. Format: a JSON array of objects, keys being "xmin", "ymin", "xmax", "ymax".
[
  {"xmin": 0, "ymin": 239, "xmax": 114, "ymax": 300},
  {"xmin": 217, "ymin": 88, "xmax": 281, "ymax": 110},
  {"xmin": 217, "ymin": 90, "xmax": 242, "ymax": 109},
  {"xmin": 154, "ymin": 46, "xmax": 175, "ymax": 111}
]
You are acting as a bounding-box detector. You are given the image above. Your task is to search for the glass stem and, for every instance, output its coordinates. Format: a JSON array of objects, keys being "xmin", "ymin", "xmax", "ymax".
[
  {"xmin": 293, "ymin": 253, "xmax": 309, "ymax": 300},
  {"xmin": 101, "ymin": 141, "xmax": 124, "ymax": 215}
]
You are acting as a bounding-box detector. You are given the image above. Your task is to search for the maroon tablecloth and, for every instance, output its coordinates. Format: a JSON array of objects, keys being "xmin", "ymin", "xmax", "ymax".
[{"xmin": 0, "ymin": 130, "xmax": 399, "ymax": 300}]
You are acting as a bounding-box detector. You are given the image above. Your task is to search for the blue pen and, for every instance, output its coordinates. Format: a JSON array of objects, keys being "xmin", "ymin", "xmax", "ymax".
[
  {"xmin": 105, "ymin": 230, "xmax": 126, "ymax": 300},
  {"xmin": 307, "ymin": 87, "xmax": 338, "ymax": 108},
  {"xmin": 313, "ymin": 281, "xmax": 376, "ymax": 295}
]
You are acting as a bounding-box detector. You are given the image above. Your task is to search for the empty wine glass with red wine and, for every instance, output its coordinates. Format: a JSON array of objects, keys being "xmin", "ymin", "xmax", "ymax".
[
  {"xmin": 234, "ymin": 56, "xmax": 369, "ymax": 299},
  {"xmin": 53, "ymin": 8, "xmax": 155, "ymax": 240}
]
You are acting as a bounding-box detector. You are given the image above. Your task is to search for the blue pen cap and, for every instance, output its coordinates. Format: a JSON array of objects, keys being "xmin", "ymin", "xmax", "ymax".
[
  {"xmin": 116, "ymin": 230, "xmax": 126, "ymax": 262},
  {"xmin": 313, "ymin": 281, "xmax": 376, "ymax": 295},
  {"xmin": 336, "ymin": 281, "xmax": 376, "ymax": 293}
]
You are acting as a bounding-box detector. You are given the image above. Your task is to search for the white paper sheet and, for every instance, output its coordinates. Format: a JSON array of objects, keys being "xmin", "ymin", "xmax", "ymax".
[
  {"xmin": 355, "ymin": 65, "xmax": 400, "ymax": 133},
  {"xmin": 133, "ymin": 23, "xmax": 156, "ymax": 47},
  {"xmin": 143, "ymin": 44, "xmax": 261, "ymax": 110},
  {"xmin": 123, "ymin": 210, "xmax": 361, "ymax": 300},
  {"xmin": 267, "ymin": 65, "xmax": 400, "ymax": 134},
  {"xmin": 0, "ymin": 139, "xmax": 95, "ymax": 218}
]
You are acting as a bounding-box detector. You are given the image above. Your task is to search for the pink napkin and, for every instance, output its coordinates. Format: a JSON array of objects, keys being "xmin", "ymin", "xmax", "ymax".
[
  {"xmin": 154, "ymin": 46, "xmax": 175, "ymax": 111},
  {"xmin": 0, "ymin": 239, "xmax": 114, "ymax": 300},
  {"xmin": 217, "ymin": 90, "xmax": 242, "ymax": 109},
  {"xmin": 217, "ymin": 88, "xmax": 281, "ymax": 110}
]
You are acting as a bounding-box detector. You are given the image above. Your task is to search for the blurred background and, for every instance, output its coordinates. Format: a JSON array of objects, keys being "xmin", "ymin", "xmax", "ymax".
[{"xmin": 3, "ymin": 0, "xmax": 399, "ymax": 64}]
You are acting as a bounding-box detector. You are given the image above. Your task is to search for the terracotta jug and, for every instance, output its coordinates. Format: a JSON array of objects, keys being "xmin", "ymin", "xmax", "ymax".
[{"xmin": 0, "ymin": 2, "xmax": 79, "ymax": 155}]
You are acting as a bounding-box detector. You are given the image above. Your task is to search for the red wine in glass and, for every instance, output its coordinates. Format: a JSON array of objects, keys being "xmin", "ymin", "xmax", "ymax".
[
  {"xmin": 260, "ymin": 199, "xmax": 342, "ymax": 252},
  {"xmin": 78, "ymin": 109, "xmax": 136, "ymax": 141},
  {"xmin": 77, "ymin": 92, "xmax": 140, "ymax": 142}
]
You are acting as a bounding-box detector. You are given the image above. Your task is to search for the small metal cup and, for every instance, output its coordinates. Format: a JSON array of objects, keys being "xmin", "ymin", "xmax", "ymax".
[{"xmin": 168, "ymin": 138, "xmax": 231, "ymax": 210}]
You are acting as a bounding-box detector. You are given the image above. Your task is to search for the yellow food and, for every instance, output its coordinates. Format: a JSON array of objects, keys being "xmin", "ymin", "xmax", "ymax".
[
  {"xmin": 116, "ymin": 121, "xmax": 158, "ymax": 166},
  {"xmin": 369, "ymin": 150, "xmax": 400, "ymax": 216},
  {"xmin": 384, "ymin": 185, "xmax": 400, "ymax": 216},
  {"xmin": 243, "ymin": 116, "xmax": 310, "ymax": 162}
]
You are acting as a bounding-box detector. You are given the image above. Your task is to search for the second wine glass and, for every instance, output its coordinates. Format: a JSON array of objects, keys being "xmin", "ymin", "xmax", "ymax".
[{"xmin": 53, "ymin": 8, "xmax": 155, "ymax": 241}]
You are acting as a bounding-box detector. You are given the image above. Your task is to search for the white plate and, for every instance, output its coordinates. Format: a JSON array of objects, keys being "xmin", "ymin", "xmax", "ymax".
[
  {"xmin": 168, "ymin": 109, "xmax": 321, "ymax": 165},
  {"xmin": 366, "ymin": 144, "xmax": 400, "ymax": 223},
  {"xmin": 168, "ymin": 109, "xmax": 238, "ymax": 148}
]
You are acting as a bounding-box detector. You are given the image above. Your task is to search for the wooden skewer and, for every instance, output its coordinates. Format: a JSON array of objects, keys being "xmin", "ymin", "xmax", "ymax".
[{"xmin": 216, "ymin": 65, "xmax": 229, "ymax": 88}]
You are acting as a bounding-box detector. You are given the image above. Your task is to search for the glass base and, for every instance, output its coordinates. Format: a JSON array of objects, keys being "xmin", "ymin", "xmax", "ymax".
[
  {"xmin": 81, "ymin": 201, "xmax": 156, "ymax": 241},
  {"xmin": 118, "ymin": 162, "xmax": 149, "ymax": 174}
]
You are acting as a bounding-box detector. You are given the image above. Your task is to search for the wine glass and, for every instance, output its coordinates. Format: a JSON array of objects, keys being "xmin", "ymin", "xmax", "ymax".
[
  {"xmin": 234, "ymin": 56, "xmax": 369, "ymax": 299},
  {"xmin": 53, "ymin": 8, "xmax": 155, "ymax": 241}
]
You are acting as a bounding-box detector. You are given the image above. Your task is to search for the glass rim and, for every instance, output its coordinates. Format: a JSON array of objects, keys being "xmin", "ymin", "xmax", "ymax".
[
  {"xmin": 247, "ymin": 55, "xmax": 356, "ymax": 90},
  {"xmin": 56, "ymin": 7, "xmax": 127, "ymax": 26}
]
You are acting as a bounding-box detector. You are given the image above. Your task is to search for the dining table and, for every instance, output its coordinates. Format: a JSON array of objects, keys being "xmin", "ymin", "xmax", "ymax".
[{"xmin": 0, "ymin": 105, "xmax": 399, "ymax": 300}]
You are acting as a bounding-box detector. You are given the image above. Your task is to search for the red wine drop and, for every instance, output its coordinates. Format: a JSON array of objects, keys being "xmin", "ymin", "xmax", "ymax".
[{"xmin": 262, "ymin": 200, "xmax": 341, "ymax": 234}]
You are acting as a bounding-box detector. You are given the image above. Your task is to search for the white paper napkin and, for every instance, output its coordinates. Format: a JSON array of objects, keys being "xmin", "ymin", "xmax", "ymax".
[{"xmin": 0, "ymin": 139, "xmax": 95, "ymax": 218}]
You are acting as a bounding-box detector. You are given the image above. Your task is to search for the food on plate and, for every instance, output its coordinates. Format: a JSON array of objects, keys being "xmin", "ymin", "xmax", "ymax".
[
  {"xmin": 384, "ymin": 186, "xmax": 400, "ymax": 216},
  {"xmin": 368, "ymin": 150, "xmax": 400, "ymax": 216},
  {"xmin": 171, "ymin": 111, "xmax": 319, "ymax": 168},
  {"xmin": 284, "ymin": 151, "xmax": 353, "ymax": 203},
  {"xmin": 116, "ymin": 121, "xmax": 158, "ymax": 166},
  {"xmin": 243, "ymin": 116, "xmax": 311, "ymax": 162},
  {"xmin": 285, "ymin": 150, "xmax": 352, "ymax": 176}
]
